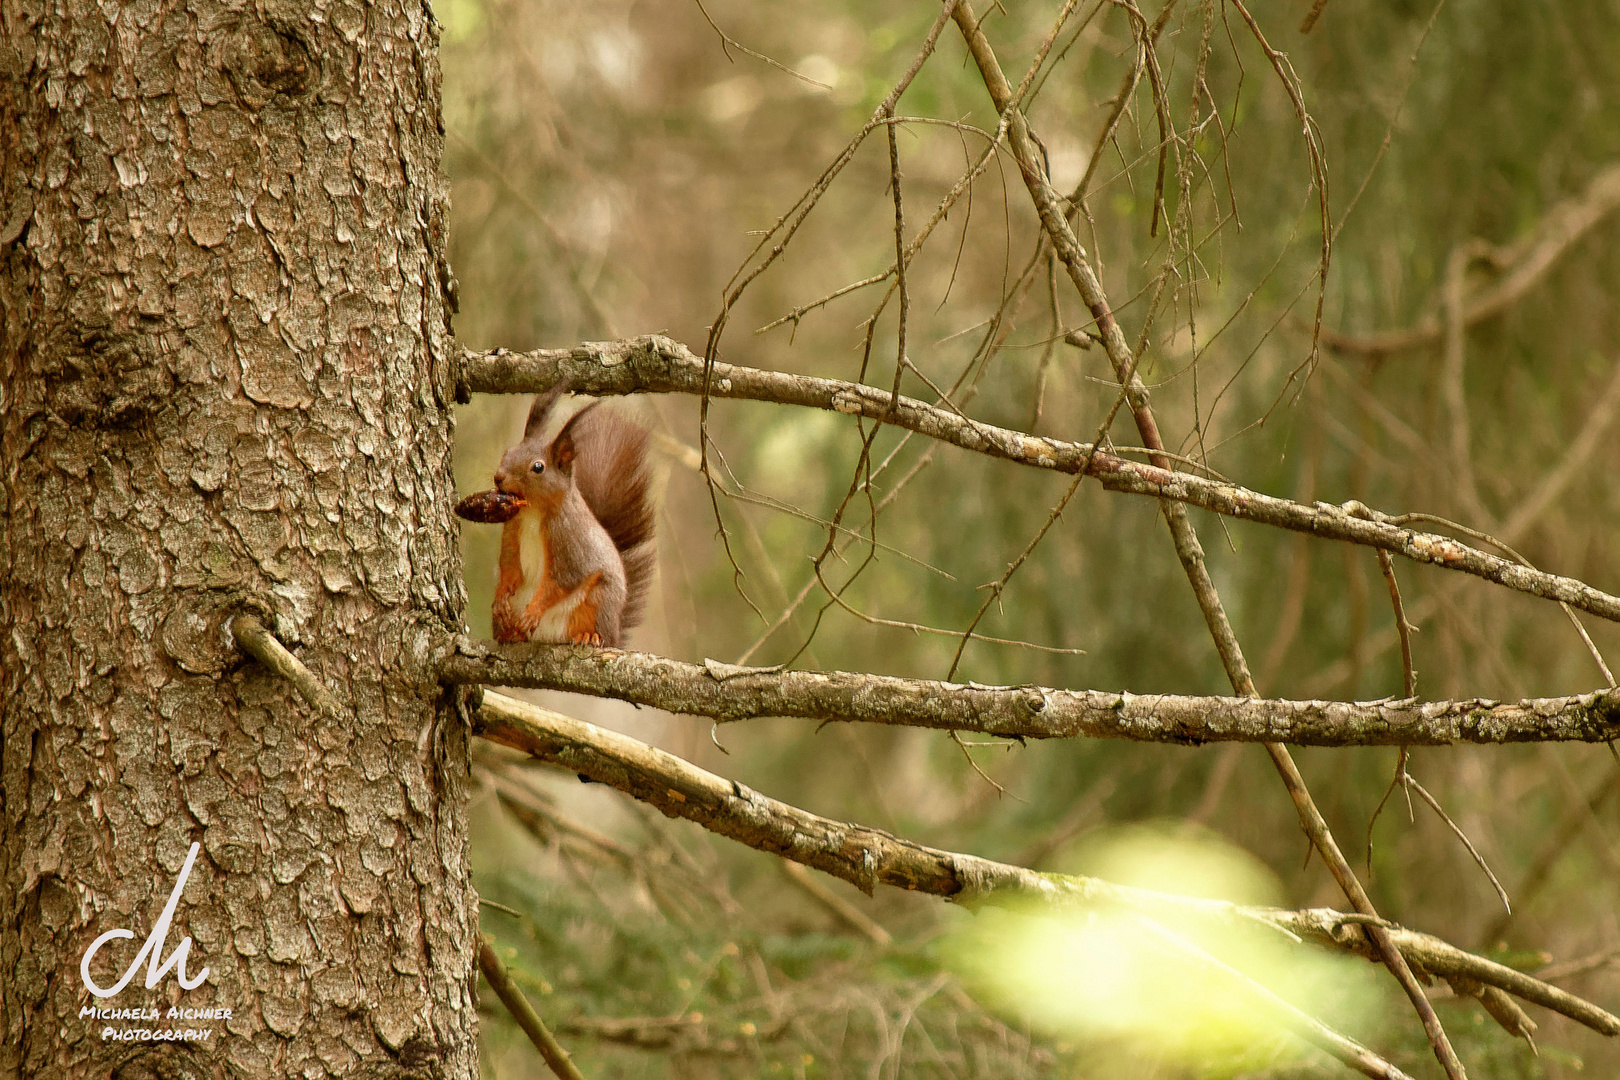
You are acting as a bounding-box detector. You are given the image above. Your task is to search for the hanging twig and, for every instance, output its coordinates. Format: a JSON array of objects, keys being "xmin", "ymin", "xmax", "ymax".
[
  {"xmin": 1379, "ymin": 552, "xmax": 1419, "ymax": 699},
  {"xmin": 946, "ymin": 6, "xmax": 1457, "ymax": 1071}
]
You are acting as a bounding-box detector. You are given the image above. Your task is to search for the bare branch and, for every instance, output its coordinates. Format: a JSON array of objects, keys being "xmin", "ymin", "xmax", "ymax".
[
  {"xmin": 460, "ymin": 337, "xmax": 1620, "ymax": 624},
  {"xmin": 437, "ymin": 640, "xmax": 1620, "ymax": 747}
]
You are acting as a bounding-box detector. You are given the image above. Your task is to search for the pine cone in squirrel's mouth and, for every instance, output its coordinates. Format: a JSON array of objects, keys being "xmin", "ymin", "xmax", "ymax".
[{"xmin": 454, "ymin": 490, "xmax": 527, "ymax": 523}]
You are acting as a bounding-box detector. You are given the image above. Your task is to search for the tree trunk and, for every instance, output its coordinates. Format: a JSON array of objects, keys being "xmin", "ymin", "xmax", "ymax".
[{"xmin": 1, "ymin": 3, "xmax": 474, "ymax": 1078}]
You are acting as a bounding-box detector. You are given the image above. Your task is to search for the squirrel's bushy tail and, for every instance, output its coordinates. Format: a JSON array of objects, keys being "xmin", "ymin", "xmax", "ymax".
[
  {"xmin": 527, "ymin": 384, "xmax": 658, "ymax": 636},
  {"xmin": 569, "ymin": 405, "xmax": 657, "ymax": 634}
]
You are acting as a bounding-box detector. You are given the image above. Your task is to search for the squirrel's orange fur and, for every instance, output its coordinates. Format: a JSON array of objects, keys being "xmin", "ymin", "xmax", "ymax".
[{"xmin": 490, "ymin": 384, "xmax": 655, "ymax": 647}]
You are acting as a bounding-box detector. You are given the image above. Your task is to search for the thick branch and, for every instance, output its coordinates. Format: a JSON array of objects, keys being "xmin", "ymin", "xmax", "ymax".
[
  {"xmin": 460, "ymin": 336, "xmax": 1620, "ymax": 624},
  {"xmin": 472, "ymin": 690, "xmax": 1620, "ymax": 1038},
  {"xmin": 438, "ymin": 640, "xmax": 1620, "ymax": 746}
]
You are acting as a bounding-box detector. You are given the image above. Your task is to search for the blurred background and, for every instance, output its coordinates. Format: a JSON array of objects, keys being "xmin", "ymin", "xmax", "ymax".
[{"xmin": 436, "ymin": 0, "xmax": 1620, "ymax": 1075}]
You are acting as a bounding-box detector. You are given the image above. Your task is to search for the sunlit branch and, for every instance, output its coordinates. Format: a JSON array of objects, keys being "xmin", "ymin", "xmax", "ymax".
[{"xmin": 472, "ymin": 689, "xmax": 1620, "ymax": 1038}]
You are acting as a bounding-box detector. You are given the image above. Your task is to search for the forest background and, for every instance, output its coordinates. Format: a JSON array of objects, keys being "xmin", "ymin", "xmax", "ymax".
[{"xmin": 437, "ymin": 0, "xmax": 1620, "ymax": 1076}]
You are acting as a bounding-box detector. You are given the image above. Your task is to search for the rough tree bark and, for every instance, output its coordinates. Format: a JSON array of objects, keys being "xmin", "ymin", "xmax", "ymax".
[{"xmin": 1, "ymin": 3, "xmax": 475, "ymax": 1078}]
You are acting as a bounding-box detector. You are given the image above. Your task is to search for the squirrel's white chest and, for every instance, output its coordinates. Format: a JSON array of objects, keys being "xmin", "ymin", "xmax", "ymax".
[
  {"xmin": 509, "ymin": 511, "xmax": 548, "ymax": 612},
  {"xmin": 504, "ymin": 511, "xmax": 589, "ymax": 641}
]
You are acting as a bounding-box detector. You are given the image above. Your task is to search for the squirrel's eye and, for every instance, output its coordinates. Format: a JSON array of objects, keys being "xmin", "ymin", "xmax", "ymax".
[{"xmin": 530, "ymin": 460, "xmax": 545, "ymax": 474}]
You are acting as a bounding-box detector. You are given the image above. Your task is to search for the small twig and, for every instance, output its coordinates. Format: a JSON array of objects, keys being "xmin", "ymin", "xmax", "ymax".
[
  {"xmin": 479, "ymin": 897, "xmax": 524, "ymax": 918},
  {"xmin": 944, "ymin": 473, "xmax": 1086, "ymax": 680},
  {"xmin": 1386, "ymin": 510, "xmax": 1617, "ymax": 687},
  {"xmin": 230, "ymin": 614, "xmax": 343, "ymax": 717},
  {"xmin": 1225, "ymin": 0, "xmax": 1332, "ymax": 362},
  {"xmin": 1403, "ymin": 774, "xmax": 1512, "ymax": 914},
  {"xmin": 691, "ymin": 0, "xmax": 831, "ymax": 88},
  {"xmin": 694, "ymin": 0, "xmax": 961, "ymax": 624},
  {"xmin": 755, "ymin": 118, "xmax": 1013, "ymax": 337},
  {"xmin": 948, "ymin": 729, "xmax": 1016, "ymax": 799},
  {"xmin": 943, "ymin": 7, "xmax": 1450, "ymax": 1066},
  {"xmin": 1368, "ymin": 747, "xmax": 1512, "ymax": 918},
  {"xmin": 1366, "ymin": 745, "xmax": 1414, "ymax": 876},
  {"xmin": 1297, "ymin": 0, "xmax": 1332, "ymax": 33},
  {"xmin": 478, "ymin": 936, "xmax": 589, "ymax": 1080}
]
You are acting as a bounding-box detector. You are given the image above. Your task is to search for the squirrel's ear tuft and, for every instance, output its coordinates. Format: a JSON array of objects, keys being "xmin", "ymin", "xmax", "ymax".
[
  {"xmin": 551, "ymin": 401, "xmax": 600, "ymax": 471},
  {"xmin": 524, "ymin": 380, "xmax": 570, "ymax": 440}
]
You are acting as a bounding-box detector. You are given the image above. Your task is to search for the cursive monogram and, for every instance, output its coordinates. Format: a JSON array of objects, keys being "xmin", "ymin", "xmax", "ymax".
[{"xmin": 80, "ymin": 842, "xmax": 210, "ymax": 998}]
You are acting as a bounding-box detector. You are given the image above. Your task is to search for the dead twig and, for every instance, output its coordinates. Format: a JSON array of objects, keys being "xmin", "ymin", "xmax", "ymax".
[
  {"xmin": 1298, "ymin": 0, "xmax": 1332, "ymax": 33},
  {"xmin": 947, "ymin": 6, "xmax": 1454, "ymax": 1070},
  {"xmin": 691, "ymin": 0, "xmax": 831, "ymax": 88},
  {"xmin": 781, "ymin": 861, "xmax": 893, "ymax": 947}
]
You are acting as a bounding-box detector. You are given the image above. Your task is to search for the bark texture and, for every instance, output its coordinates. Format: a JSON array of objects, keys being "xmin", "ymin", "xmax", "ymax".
[{"xmin": 1, "ymin": 3, "xmax": 473, "ymax": 1078}]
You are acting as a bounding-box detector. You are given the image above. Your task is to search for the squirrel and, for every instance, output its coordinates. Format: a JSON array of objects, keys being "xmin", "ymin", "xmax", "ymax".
[{"xmin": 485, "ymin": 383, "xmax": 656, "ymax": 646}]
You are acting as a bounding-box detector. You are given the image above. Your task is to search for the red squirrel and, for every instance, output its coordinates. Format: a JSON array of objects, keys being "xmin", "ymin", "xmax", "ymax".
[{"xmin": 482, "ymin": 384, "xmax": 655, "ymax": 646}]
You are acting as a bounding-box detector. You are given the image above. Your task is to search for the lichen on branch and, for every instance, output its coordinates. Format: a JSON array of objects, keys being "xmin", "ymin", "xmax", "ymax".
[{"xmin": 439, "ymin": 640, "xmax": 1620, "ymax": 747}]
